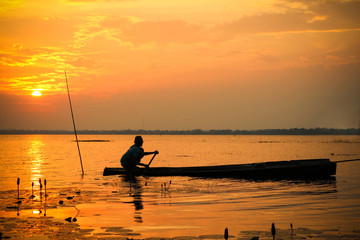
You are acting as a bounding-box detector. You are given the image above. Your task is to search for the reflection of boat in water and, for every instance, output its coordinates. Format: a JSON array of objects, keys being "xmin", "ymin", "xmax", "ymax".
[{"xmin": 104, "ymin": 158, "xmax": 336, "ymax": 179}]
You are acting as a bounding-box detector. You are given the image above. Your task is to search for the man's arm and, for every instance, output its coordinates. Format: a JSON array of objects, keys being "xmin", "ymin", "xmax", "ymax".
[
  {"xmin": 143, "ymin": 150, "xmax": 159, "ymax": 156},
  {"xmin": 137, "ymin": 162, "xmax": 149, "ymax": 168}
]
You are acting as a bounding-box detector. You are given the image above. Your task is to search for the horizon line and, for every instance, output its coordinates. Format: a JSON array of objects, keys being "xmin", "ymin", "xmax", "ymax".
[{"xmin": 1, "ymin": 128, "xmax": 359, "ymax": 135}]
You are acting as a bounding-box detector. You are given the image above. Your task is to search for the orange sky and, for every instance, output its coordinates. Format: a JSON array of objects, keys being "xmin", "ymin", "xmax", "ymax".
[{"xmin": 1, "ymin": 0, "xmax": 359, "ymax": 130}]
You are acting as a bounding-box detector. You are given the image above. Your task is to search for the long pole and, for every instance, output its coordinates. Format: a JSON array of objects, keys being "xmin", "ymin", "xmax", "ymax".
[
  {"xmin": 65, "ymin": 71, "xmax": 84, "ymax": 176},
  {"xmin": 147, "ymin": 153, "xmax": 158, "ymax": 167}
]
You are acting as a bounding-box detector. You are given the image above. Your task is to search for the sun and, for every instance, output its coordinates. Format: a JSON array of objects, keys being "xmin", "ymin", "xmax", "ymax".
[{"xmin": 32, "ymin": 90, "xmax": 42, "ymax": 96}]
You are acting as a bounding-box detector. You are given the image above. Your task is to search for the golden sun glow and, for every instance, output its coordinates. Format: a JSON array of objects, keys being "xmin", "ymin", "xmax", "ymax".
[
  {"xmin": 32, "ymin": 90, "xmax": 42, "ymax": 96},
  {"xmin": 0, "ymin": 0, "xmax": 359, "ymax": 130}
]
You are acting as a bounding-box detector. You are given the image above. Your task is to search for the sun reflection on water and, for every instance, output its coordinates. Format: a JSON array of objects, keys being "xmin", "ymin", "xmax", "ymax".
[
  {"xmin": 26, "ymin": 139, "xmax": 45, "ymax": 183},
  {"xmin": 32, "ymin": 210, "xmax": 41, "ymax": 215}
]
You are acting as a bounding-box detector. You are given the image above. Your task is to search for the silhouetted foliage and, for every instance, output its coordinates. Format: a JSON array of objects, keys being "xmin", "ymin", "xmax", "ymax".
[{"xmin": 0, "ymin": 128, "xmax": 359, "ymax": 135}]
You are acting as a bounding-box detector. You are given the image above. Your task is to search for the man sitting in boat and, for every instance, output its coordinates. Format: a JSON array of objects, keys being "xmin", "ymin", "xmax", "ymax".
[{"xmin": 121, "ymin": 136, "xmax": 159, "ymax": 170}]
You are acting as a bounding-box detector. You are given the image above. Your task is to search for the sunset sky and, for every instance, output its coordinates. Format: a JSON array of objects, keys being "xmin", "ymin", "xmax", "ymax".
[{"xmin": 1, "ymin": 0, "xmax": 359, "ymax": 130}]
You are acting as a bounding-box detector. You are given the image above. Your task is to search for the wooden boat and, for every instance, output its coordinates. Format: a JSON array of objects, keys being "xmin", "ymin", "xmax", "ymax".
[{"xmin": 103, "ymin": 158, "xmax": 336, "ymax": 179}]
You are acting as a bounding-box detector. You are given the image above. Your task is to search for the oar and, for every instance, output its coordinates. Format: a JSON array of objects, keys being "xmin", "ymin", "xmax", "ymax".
[
  {"xmin": 147, "ymin": 153, "xmax": 158, "ymax": 167},
  {"xmin": 334, "ymin": 158, "xmax": 360, "ymax": 163},
  {"xmin": 141, "ymin": 153, "xmax": 158, "ymax": 177}
]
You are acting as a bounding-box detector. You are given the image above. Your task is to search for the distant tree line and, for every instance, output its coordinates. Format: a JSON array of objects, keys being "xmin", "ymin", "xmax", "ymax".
[{"xmin": 0, "ymin": 128, "xmax": 359, "ymax": 135}]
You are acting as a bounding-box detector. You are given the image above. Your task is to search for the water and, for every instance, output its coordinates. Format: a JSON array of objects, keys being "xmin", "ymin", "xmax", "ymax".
[{"xmin": 0, "ymin": 135, "xmax": 360, "ymax": 239}]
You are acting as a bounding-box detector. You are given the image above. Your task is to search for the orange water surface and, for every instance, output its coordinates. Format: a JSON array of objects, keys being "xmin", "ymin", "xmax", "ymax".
[{"xmin": 0, "ymin": 135, "xmax": 360, "ymax": 239}]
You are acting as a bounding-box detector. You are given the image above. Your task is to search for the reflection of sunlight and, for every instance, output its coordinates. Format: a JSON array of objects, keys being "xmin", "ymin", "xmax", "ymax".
[
  {"xmin": 32, "ymin": 210, "xmax": 41, "ymax": 214},
  {"xmin": 27, "ymin": 139, "xmax": 45, "ymax": 182}
]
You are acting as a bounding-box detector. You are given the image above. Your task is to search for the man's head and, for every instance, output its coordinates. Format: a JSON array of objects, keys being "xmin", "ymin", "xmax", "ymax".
[{"xmin": 134, "ymin": 136, "xmax": 143, "ymax": 146}]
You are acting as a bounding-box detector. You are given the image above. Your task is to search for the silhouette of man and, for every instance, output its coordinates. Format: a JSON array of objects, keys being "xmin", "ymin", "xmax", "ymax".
[{"xmin": 121, "ymin": 136, "xmax": 159, "ymax": 170}]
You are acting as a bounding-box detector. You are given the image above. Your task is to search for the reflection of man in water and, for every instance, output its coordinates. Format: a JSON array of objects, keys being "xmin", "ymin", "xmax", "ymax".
[
  {"xmin": 122, "ymin": 175, "xmax": 144, "ymax": 223},
  {"xmin": 121, "ymin": 136, "xmax": 159, "ymax": 170},
  {"xmin": 131, "ymin": 180, "xmax": 143, "ymax": 223}
]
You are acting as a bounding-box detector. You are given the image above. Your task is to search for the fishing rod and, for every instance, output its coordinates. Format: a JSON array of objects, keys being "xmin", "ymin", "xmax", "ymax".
[{"xmin": 65, "ymin": 71, "xmax": 84, "ymax": 176}]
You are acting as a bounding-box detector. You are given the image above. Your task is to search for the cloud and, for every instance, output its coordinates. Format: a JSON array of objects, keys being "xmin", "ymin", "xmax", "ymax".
[
  {"xmin": 116, "ymin": 20, "xmax": 208, "ymax": 45},
  {"xmin": 74, "ymin": 16, "xmax": 212, "ymax": 46},
  {"xmin": 0, "ymin": 44, "xmax": 37, "ymax": 67},
  {"xmin": 220, "ymin": 0, "xmax": 360, "ymax": 35},
  {"xmin": 1, "ymin": 0, "xmax": 359, "ymax": 106},
  {"xmin": 65, "ymin": 0, "xmax": 132, "ymax": 2},
  {"xmin": 0, "ymin": 43, "xmax": 92, "ymax": 95},
  {"xmin": 0, "ymin": 16, "xmax": 75, "ymax": 46},
  {"xmin": 0, "ymin": 0, "xmax": 21, "ymax": 13}
]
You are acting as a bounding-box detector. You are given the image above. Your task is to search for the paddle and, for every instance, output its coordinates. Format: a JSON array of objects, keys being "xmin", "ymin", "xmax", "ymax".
[
  {"xmin": 147, "ymin": 153, "xmax": 158, "ymax": 167},
  {"xmin": 334, "ymin": 158, "xmax": 360, "ymax": 163}
]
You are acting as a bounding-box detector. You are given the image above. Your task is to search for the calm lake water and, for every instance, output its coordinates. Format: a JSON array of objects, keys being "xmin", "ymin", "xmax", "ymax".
[{"xmin": 0, "ymin": 135, "xmax": 360, "ymax": 239}]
